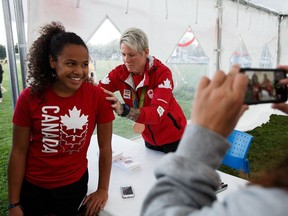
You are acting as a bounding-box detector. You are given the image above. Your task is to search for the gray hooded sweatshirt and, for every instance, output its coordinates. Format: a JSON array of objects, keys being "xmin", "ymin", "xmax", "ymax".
[{"xmin": 141, "ymin": 124, "xmax": 288, "ymax": 216}]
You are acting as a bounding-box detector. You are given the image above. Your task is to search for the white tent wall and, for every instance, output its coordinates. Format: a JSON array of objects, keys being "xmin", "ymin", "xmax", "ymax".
[
  {"xmin": 279, "ymin": 16, "xmax": 288, "ymax": 65},
  {"xmin": 26, "ymin": 0, "xmax": 286, "ymax": 131},
  {"xmin": 27, "ymin": 0, "xmax": 126, "ymax": 45},
  {"xmin": 149, "ymin": 0, "xmax": 218, "ymax": 77},
  {"xmin": 27, "ymin": 0, "xmax": 218, "ymax": 76},
  {"xmin": 221, "ymin": 0, "xmax": 279, "ymax": 71},
  {"xmin": 27, "ymin": 0, "xmax": 285, "ymax": 76}
]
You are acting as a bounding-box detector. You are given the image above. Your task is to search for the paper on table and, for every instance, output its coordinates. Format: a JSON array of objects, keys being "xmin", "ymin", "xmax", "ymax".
[
  {"xmin": 113, "ymin": 155, "xmax": 140, "ymax": 171},
  {"xmin": 112, "ymin": 150, "xmax": 123, "ymax": 162}
]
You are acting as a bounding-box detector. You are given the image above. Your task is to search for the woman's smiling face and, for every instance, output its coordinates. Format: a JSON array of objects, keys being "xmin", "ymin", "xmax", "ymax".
[{"xmin": 49, "ymin": 44, "xmax": 89, "ymax": 97}]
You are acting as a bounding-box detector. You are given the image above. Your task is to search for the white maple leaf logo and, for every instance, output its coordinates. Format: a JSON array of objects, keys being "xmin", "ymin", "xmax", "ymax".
[
  {"xmin": 60, "ymin": 106, "xmax": 88, "ymax": 133},
  {"xmin": 60, "ymin": 125, "xmax": 88, "ymax": 142},
  {"xmin": 158, "ymin": 78, "xmax": 172, "ymax": 89},
  {"xmin": 101, "ymin": 74, "xmax": 111, "ymax": 84}
]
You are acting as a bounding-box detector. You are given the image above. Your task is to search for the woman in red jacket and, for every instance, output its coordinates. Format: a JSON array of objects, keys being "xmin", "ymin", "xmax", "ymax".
[{"xmin": 100, "ymin": 27, "xmax": 187, "ymax": 153}]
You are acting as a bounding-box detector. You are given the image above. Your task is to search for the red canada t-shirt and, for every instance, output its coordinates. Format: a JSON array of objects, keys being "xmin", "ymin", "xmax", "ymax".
[{"xmin": 13, "ymin": 82, "xmax": 115, "ymax": 189}]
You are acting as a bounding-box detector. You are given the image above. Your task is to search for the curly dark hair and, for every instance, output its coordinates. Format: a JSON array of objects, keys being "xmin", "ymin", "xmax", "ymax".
[{"xmin": 26, "ymin": 21, "xmax": 88, "ymax": 99}]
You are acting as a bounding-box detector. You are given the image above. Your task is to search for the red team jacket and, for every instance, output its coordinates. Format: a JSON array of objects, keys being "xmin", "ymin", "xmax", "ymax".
[{"xmin": 99, "ymin": 56, "xmax": 187, "ymax": 146}]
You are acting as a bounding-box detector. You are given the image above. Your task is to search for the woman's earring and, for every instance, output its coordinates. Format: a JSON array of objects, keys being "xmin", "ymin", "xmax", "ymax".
[{"xmin": 51, "ymin": 70, "xmax": 57, "ymax": 78}]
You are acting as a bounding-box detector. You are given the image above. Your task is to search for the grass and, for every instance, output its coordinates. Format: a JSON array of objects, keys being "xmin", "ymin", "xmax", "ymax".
[
  {"xmin": 219, "ymin": 114, "xmax": 288, "ymax": 179},
  {"xmin": 246, "ymin": 115, "xmax": 288, "ymax": 177},
  {"xmin": 1, "ymin": 61, "xmax": 288, "ymax": 215},
  {"xmin": 0, "ymin": 63, "xmax": 14, "ymax": 215}
]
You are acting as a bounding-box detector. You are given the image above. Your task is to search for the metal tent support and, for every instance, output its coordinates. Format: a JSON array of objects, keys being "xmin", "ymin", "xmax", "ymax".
[
  {"xmin": 13, "ymin": 0, "xmax": 27, "ymax": 89},
  {"xmin": 2, "ymin": 0, "xmax": 20, "ymax": 109},
  {"xmin": 216, "ymin": 0, "xmax": 223, "ymax": 70}
]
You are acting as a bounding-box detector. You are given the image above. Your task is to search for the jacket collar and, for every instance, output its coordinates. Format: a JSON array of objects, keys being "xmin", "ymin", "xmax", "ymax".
[{"xmin": 122, "ymin": 55, "xmax": 155, "ymax": 90}]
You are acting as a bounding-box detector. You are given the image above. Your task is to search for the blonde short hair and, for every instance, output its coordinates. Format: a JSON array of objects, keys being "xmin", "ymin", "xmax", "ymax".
[{"xmin": 120, "ymin": 27, "xmax": 149, "ymax": 53}]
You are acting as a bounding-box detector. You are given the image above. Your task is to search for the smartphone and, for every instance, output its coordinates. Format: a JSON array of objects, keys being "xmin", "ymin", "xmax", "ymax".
[
  {"xmin": 240, "ymin": 68, "xmax": 288, "ymax": 105},
  {"xmin": 120, "ymin": 185, "xmax": 135, "ymax": 199}
]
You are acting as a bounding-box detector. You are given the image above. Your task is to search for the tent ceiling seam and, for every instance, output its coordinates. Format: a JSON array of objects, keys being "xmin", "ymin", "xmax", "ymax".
[{"xmin": 230, "ymin": 0, "xmax": 282, "ymax": 16}]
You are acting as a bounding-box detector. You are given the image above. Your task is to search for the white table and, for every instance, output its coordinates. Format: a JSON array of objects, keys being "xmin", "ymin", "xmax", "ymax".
[{"xmin": 87, "ymin": 134, "xmax": 248, "ymax": 216}]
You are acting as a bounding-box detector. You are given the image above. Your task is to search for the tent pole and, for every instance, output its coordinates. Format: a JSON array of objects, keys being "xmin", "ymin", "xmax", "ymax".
[
  {"xmin": 276, "ymin": 15, "xmax": 284, "ymax": 65},
  {"xmin": 233, "ymin": 0, "xmax": 279, "ymax": 16},
  {"xmin": 76, "ymin": 0, "xmax": 81, "ymax": 8},
  {"xmin": 2, "ymin": 0, "xmax": 20, "ymax": 109},
  {"xmin": 13, "ymin": 0, "xmax": 27, "ymax": 89},
  {"xmin": 216, "ymin": 0, "xmax": 223, "ymax": 71}
]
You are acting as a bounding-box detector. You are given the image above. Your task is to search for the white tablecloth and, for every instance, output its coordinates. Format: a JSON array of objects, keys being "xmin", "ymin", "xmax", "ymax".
[{"xmin": 87, "ymin": 134, "xmax": 248, "ymax": 216}]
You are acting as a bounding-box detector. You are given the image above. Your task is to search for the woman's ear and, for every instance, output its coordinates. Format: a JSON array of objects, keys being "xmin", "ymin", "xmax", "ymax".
[
  {"xmin": 144, "ymin": 48, "xmax": 149, "ymax": 57},
  {"xmin": 49, "ymin": 55, "xmax": 56, "ymax": 69}
]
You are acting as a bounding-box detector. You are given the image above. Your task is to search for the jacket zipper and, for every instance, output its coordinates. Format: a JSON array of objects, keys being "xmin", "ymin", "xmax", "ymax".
[
  {"xmin": 147, "ymin": 113, "xmax": 181, "ymax": 145},
  {"xmin": 147, "ymin": 125, "xmax": 157, "ymax": 145},
  {"xmin": 167, "ymin": 113, "xmax": 181, "ymax": 130}
]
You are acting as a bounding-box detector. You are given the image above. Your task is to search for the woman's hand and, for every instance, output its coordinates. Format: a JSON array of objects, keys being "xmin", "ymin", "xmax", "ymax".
[
  {"xmin": 272, "ymin": 65, "xmax": 288, "ymax": 114},
  {"xmin": 84, "ymin": 189, "xmax": 108, "ymax": 216},
  {"xmin": 101, "ymin": 87, "xmax": 123, "ymax": 115},
  {"xmin": 8, "ymin": 206, "xmax": 23, "ymax": 216}
]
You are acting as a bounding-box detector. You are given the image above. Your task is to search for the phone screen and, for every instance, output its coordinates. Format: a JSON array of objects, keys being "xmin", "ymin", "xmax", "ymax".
[
  {"xmin": 240, "ymin": 68, "xmax": 287, "ymax": 105},
  {"xmin": 121, "ymin": 185, "xmax": 135, "ymax": 198}
]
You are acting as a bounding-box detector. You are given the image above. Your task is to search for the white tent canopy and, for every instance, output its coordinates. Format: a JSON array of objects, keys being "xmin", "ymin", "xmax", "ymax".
[
  {"xmin": 27, "ymin": 0, "xmax": 288, "ymax": 74},
  {"xmin": 6, "ymin": 0, "xmax": 288, "ymax": 131},
  {"xmin": 248, "ymin": 0, "xmax": 288, "ymax": 14}
]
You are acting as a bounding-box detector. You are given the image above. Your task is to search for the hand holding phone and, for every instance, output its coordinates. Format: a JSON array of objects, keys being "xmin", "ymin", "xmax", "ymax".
[{"xmin": 240, "ymin": 68, "xmax": 288, "ymax": 105}]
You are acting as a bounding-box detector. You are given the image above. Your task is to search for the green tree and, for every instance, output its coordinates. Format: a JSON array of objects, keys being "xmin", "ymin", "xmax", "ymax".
[
  {"xmin": 0, "ymin": 44, "xmax": 6, "ymax": 60},
  {"xmin": 88, "ymin": 39, "xmax": 119, "ymax": 60}
]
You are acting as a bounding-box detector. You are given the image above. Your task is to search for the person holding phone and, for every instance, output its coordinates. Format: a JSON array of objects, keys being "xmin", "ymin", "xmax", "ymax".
[
  {"xmin": 7, "ymin": 22, "xmax": 114, "ymax": 216},
  {"xmin": 261, "ymin": 73, "xmax": 273, "ymax": 97},
  {"xmin": 141, "ymin": 65, "xmax": 288, "ymax": 216},
  {"xmin": 99, "ymin": 27, "xmax": 187, "ymax": 153}
]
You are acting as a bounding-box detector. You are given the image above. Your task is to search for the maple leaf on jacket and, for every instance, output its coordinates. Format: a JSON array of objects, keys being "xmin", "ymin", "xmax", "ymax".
[
  {"xmin": 101, "ymin": 75, "xmax": 111, "ymax": 84},
  {"xmin": 158, "ymin": 78, "xmax": 172, "ymax": 89},
  {"xmin": 60, "ymin": 106, "xmax": 88, "ymax": 133}
]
